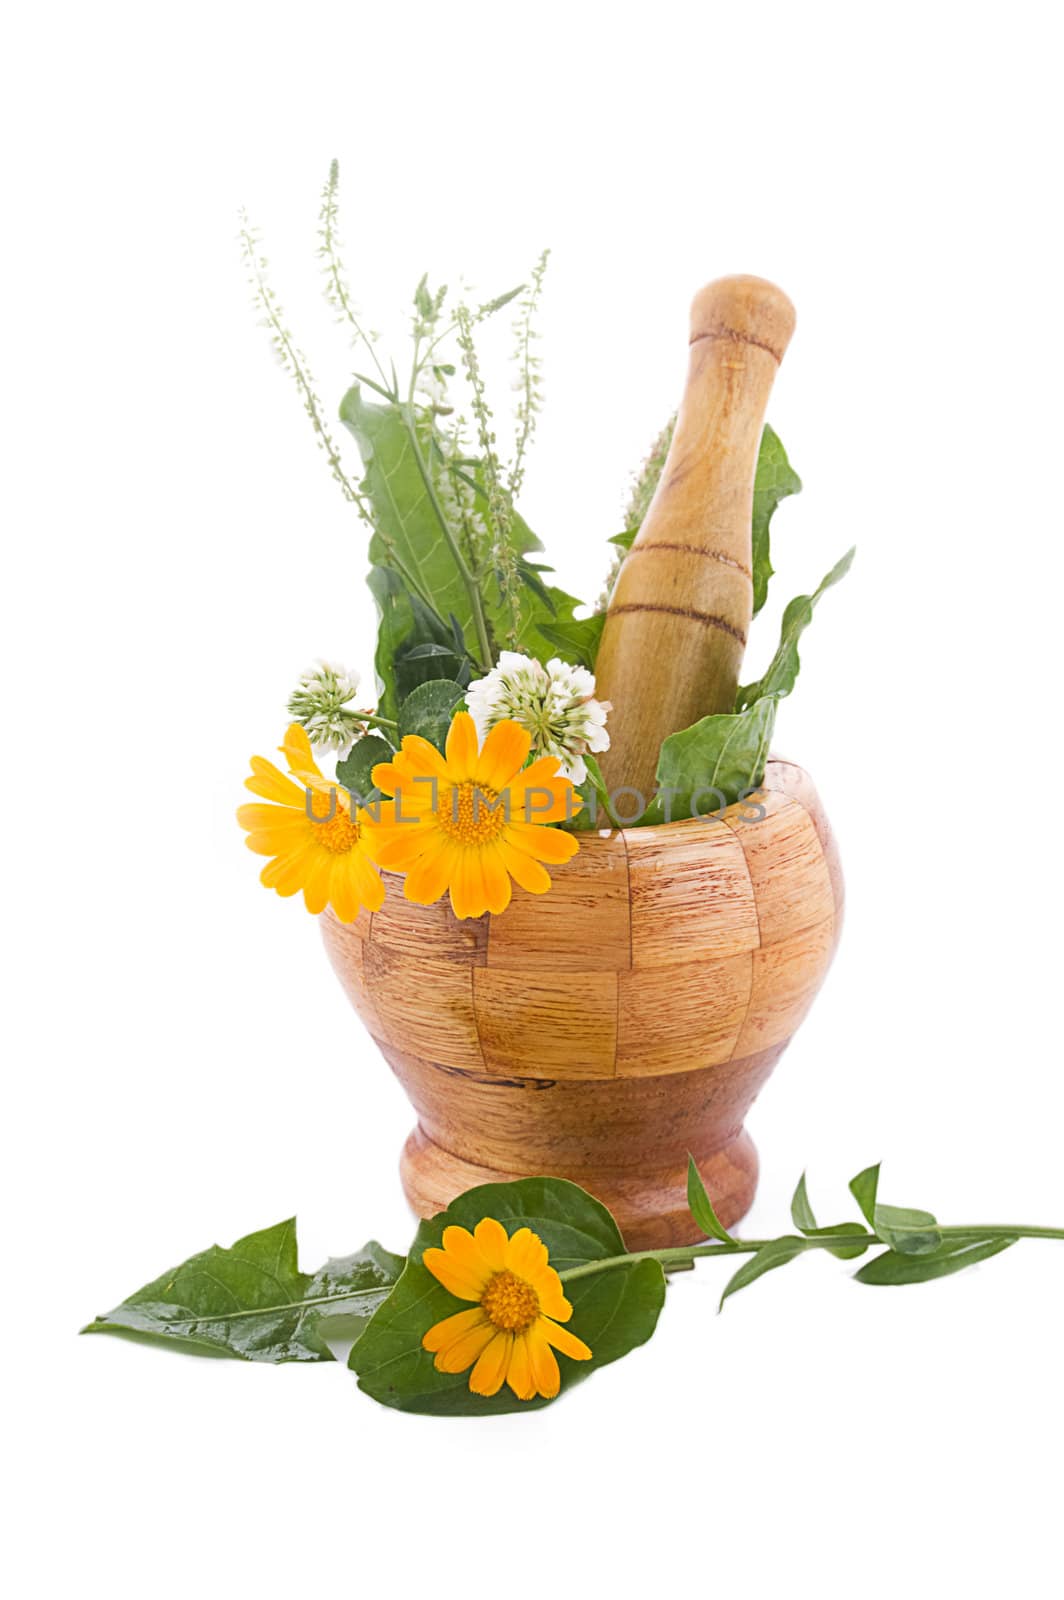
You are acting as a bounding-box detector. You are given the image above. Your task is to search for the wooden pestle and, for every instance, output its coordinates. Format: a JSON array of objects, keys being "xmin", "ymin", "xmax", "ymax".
[{"xmin": 595, "ymin": 275, "xmax": 795, "ymax": 802}]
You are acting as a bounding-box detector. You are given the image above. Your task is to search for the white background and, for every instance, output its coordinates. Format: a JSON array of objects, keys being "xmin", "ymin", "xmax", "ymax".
[{"xmin": 5, "ymin": 3, "xmax": 1062, "ymax": 1595}]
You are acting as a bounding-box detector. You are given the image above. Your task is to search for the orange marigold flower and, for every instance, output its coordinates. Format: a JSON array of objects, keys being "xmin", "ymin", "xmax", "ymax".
[
  {"xmin": 368, "ymin": 711, "xmax": 581, "ymax": 920},
  {"xmin": 421, "ymin": 1217, "xmax": 592, "ymax": 1401},
  {"xmin": 237, "ymin": 723, "xmax": 385, "ymax": 923}
]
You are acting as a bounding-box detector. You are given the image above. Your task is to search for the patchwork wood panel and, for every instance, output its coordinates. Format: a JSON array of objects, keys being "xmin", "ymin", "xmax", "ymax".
[
  {"xmin": 320, "ymin": 914, "xmax": 384, "ymax": 1038},
  {"xmin": 322, "ymin": 759, "xmax": 841, "ymax": 1087},
  {"xmin": 735, "ymin": 914, "xmax": 836, "ymax": 1056},
  {"xmin": 485, "ymin": 832, "xmax": 631, "ymax": 972},
  {"xmin": 616, "ymin": 951, "xmax": 753, "ymax": 1076},
  {"xmin": 370, "ymin": 871, "xmax": 488, "ymax": 964},
  {"xmin": 472, "ymin": 969, "xmax": 618, "ymax": 1080},
  {"xmin": 360, "ymin": 943, "xmax": 483, "ymax": 1070},
  {"xmin": 623, "ymin": 816, "xmax": 760, "ymax": 967},
  {"xmin": 762, "ymin": 758, "xmax": 845, "ymax": 925},
  {"xmin": 723, "ymin": 791, "xmax": 834, "ymax": 946}
]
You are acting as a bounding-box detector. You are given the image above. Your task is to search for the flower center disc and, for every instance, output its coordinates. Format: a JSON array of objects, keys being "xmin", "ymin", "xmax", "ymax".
[
  {"xmin": 480, "ymin": 1270, "xmax": 540, "ymax": 1333},
  {"xmin": 437, "ymin": 781, "xmax": 507, "ymax": 847},
  {"xmin": 314, "ymin": 812, "xmax": 361, "ymax": 854}
]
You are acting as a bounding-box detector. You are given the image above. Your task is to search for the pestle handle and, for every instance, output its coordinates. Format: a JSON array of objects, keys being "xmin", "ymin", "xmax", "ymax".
[{"xmin": 594, "ymin": 275, "xmax": 795, "ymax": 804}]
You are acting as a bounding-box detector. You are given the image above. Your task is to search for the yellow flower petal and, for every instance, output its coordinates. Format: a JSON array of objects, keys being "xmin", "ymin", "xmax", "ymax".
[
  {"xmin": 504, "ymin": 822, "xmax": 581, "ymax": 864},
  {"xmin": 394, "ymin": 735, "xmax": 451, "ymax": 782},
  {"xmin": 539, "ymin": 1316, "xmax": 592, "ymax": 1362},
  {"xmin": 346, "ymin": 848, "xmax": 385, "ymax": 912},
  {"xmin": 526, "ymin": 1326, "xmax": 561, "ymax": 1398},
  {"xmin": 245, "ymin": 757, "xmax": 306, "ymax": 807},
  {"xmin": 449, "ymin": 848, "xmax": 486, "ymax": 920},
  {"xmin": 280, "ymin": 723, "xmax": 322, "ymax": 781},
  {"xmin": 504, "ymin": 1227, "xmax": 549, "ymax": 1278},
  {"xmin": 422, "ymin": 1243, "xmax": 493, "ymax": 1302},
  {"xmin": 302, "ymin": 850, "xmax": 333, "ymax": 915},
  {"xmin": 473, "ymin": 1218, "xmax": 509, "ymax": 1272},
  {"xmin": 260, "ymin": 843, "xmax": 316, "ymax": 896},
  {"xmin": 469, "ymin": 1330, "xmax": 513, "ymax": 1397},
  {"xmin": 482, "ymin": 847, "xmax": 512, "ymax": 916},
  {"xmin": 526, "ymin": 1263, "xmax": 572, "ymax": 1322},
  {"xmin": 236, "ymin": 803, "xmax": 304, "ymax": 833},
  {"xmin": 404, "ymin": 832, "xmax": 456, "ymax": 905},
  {"xmin": 476, "ymin": 719, "xmax": 531, "ymax": 790},
  {"xmin": 496, "ymin": 838, "xmax": 552, "ymax": 895},
  {"xmin": 506, "ymin": 1332, "xmax": 536, "ymax": 1401},
  {"xmin": 445, "ymin": 712, "xmax": 479, "ymax": 781},
  {"xmin": 422, "ymin": 1305, "xmax": 488, "ymax": 1353},
  {"xmin": 329, "ymin": 856, "xmax": 361, "ymax": 922}
]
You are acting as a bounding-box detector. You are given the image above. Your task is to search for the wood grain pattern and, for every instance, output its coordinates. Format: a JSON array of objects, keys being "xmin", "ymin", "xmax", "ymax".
[
  {"xmin": 616, "ymin": 951, "xmax": 752, "ymax": 1076},
  {"xmin": 485, "ymin": 830, "xmax": 630, "ymax": 971},
  {"xmin": 624, "ymin": 815, "xmax": 760, "ymax": 966},
  {"xmin": 473, "ymin": 969, "xmax": 618, "ymax": 1079},
  {"xmin": 595, "ymin": 276, "xmax": 795, "ymax": 798},
  {"xmin": 320, "ymin": 758, "xmax": 841, "ymax": 1248}
]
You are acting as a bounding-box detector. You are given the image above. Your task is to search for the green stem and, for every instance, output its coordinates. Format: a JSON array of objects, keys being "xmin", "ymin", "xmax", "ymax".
[
  {"xmin": 557, "ymin": 1225, "xmax": 1064, "ymax": 1285},
  {"xmin": 358, "ymin": 711, "xmax": 399, "ymax": 732}
]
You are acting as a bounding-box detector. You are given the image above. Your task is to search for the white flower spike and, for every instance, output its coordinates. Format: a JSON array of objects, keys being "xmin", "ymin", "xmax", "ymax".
[
  {"xmin": 286, "ymin": 660, "xmax": 366, "ymax": 755},
  {"xmin": 465, "ymin": 651, "xmax": 611, "ymax": 785}
]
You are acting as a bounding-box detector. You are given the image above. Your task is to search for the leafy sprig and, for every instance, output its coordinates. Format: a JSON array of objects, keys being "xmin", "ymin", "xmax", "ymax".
[{"xmin": 84, "ymin": 1163, "xmax": 1062, "ymax": 1412}]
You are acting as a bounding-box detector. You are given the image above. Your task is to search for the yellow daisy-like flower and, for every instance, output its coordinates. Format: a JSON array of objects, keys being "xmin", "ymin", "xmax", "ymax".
[
  {"xmin": 369, "ymin": 711, "xmax": 581, "ymax": 920},
  {"xmin": 422, "ymin": 1218, "xmax": 592, "ymax": 1400},
  {"xmin": 237, "ymin": 723, "xmax": 385, "ymax": 922}
]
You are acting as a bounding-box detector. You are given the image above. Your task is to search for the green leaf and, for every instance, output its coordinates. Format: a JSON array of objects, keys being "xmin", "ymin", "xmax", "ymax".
[
  {"xmin": 637, "ymin": 695, "xmax": 779, "ymax": 825},
  {"xmin": 790, "ymin": 1173, "xmax": 871, "ymax": 1258},
  {"xmin": 351, "ymin": 1178, "xmax": 666, "ymax": 1415},
  {"xmin": 687, "ymin": 1155, "xmax": 735, "ymax": 1242},
  {"xmin": 366, "ymin": 564, "xmax": 460, "ymax": 721},
  {"xmin": 397, "ymin": 679, "xmax": 465, "ymax": 749},
  {"xmin": 81, "ymin": 1221, "xmax": 405, "ymax": 1363},
  {"xmin": 342, "ymin": 389, "xmax": 477, "ymax": 657},
  {"xmin": 803, "ymin": 1222, "xmax": 872, "ymax": 1260},
  {"xmin": 856, "ymin": 1236, "xmax": 1017, "ymax": 1286},
  {"xmin": 336, "ymin": 733, "xmax": 393, "ymax": 800},
  {"xmin": 873, "ymin": 1203, "xmax": 942, "ymax": 1256},
  {"xmin": 736, "ymin": 547, "xmax": 854, "ymax": 711},
  {"xmin": 751, "ymin": 423, "xmax": 802, "ymax": 615},
  {"xmin": 342, "ymin": 387, "xmax": 587, "ymax": 672},
  {"xmin": 791, "ymin": 1172, "xmax": 819, "ymax": 1232},
  {"xmin": 535, "ymin": 610, "xmax": 606, "ymax": 670},
  {"xmin": 849, "ymin": 1163, "xmax": 881, "ymax": 1226},
  {"xmin": 719, "ymin": 1237, "xmax": 809, "ymax": 1309}
]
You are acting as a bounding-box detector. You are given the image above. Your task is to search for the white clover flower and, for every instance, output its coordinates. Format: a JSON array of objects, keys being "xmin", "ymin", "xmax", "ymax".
[
  {"xmin": 286, "ymin": 660, "xmax": 366, "ymax": 755},
  {"xmin": 465, "ymin": 650, "xmax": 611, "ymax": 785}
]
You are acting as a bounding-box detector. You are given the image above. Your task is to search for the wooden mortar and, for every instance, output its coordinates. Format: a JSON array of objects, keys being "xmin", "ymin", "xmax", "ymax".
[
  {"xmin": 595, "ymin": 275, "xmax": 795, "ymax": 800},
  {"xmin": 323, "ymin": 759, "xmax": 841, "ymax": 1249}
]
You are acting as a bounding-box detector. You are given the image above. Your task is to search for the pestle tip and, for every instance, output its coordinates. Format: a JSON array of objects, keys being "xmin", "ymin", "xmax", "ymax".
[{"xmin": 689, "ymin": 275, "xmax": 796, "ymax": 363}]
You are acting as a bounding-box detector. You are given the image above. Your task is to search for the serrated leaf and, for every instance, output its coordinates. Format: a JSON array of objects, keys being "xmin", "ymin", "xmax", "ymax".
[
  {"xmin": 849, "ymin": 1163, "xmax": 881, "ymax": 1226},
  {"xmin": 687, "ymin": 1155, "xmax": 735, "ymax": 1242},
  {"xmin": 81, "ymin": 1222, "xmax": 405, "ymax": 1363},
  {"xmin": 736, "ymin": 547, "xmax": 854, "ymax": 712},
  {"xmin": 751, "ymin": 424, "xmax": 802, "ymax": 615},
  {"xmin": 336, "ymin": 733, "xmax": 393, "ymax": 800},
  {"xmin": 873, "ymin": 1203, "xmax": 942, "ymax": 1256},
  {"xmin": 719, "ymin": 1237, "xmax": 809, "ymax": 1309},
  {"xmin": 351, "ymin": 1177, "xmax": 665, "ymax": 1415},
  {"xmin": 397, "ymin": 679, "xmax": 465, "ymax": 748},
  {"xmin": 791, "ymin": 1172, "xmax": 819, "ymax": 1233},
  {"xmin": 856, "ymin": 1236, "xmax": 1017, "ymax": 1285}
]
